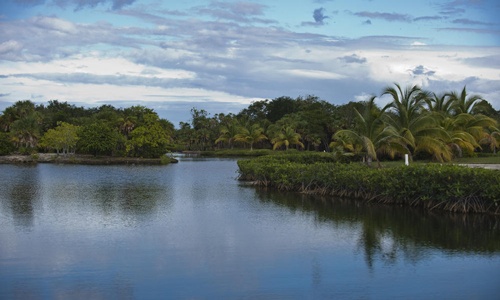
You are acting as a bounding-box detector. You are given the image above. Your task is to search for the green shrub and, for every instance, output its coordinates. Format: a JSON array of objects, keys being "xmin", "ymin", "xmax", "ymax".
[{"xmin": 237, "ymin": 156, "xmax": 500, "ymax": 214}]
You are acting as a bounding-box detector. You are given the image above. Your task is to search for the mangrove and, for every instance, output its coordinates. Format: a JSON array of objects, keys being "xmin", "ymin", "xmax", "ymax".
[{"xmin": 237, "ymin": 153, "xmax": 500, "ymax": 214}]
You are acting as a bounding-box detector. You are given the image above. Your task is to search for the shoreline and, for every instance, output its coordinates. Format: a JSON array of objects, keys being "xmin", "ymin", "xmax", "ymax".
[{"xmin": 0, "ymin": 153, "xmax": 178, "ymax": 165}]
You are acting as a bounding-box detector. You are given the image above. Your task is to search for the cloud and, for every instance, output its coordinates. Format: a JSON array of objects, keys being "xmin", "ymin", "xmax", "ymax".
[
  {"xmin": 410, "ymin": 65, "xmax": 436, "ymax": 76},
  {"xmin": 452, "ymin": 18, "xmax": 493, "ymax": 26},
  {"xmin": 194, "ymin": 1, "xmax": 274, "ymax": 23},
  {"xmin": 354, "ymin": 11, "xmax": 412, "ymax": 22},
  {"xmin": 362, "ymin": 19, "xmax": 372, "ymax": 25},
  {"xmin": 413, "ymin": 16, "xmax": 443, "ymax": 22},
  {"xmin": 0, "ymin": 16, "xmax": 149, "ymax": 62},
  {"xmin": 339, "ymin": 54, "xmax": 367, "ymax": 64},
  {"xmin": 301, "ymin": 7, "xmax": 329, "ymax": 26},
  {"xmin": 462, "ymin": 54, "xmax": 500, "ymax": 68},
  {"xmin": 436, "ymin": 27, "xmax": 500, "ymax": 35},
  {"xmin": 411, "ymin": 41, "xmax": 427, "ymax": 46},
  {"xmin": 437, "ymin": 0, "xmax": 479, "ymax": 16},
  {"xmin": 1, "ymin": 0, "xmax": 500, "ymax": 121},
  {"xmin": 61, "ymin": 0, "xmax": 136, "ymax": 10},
  {"xmin": 12, "ymin": 0, "xmax": 136, "ymax": 10},
  {"xmin": 13, "ymin": 0, "xmax": 46, "ymax": 4},
  {"xmin": 313, "ymin": 7, "xmax": 329, "ymax": 23}
]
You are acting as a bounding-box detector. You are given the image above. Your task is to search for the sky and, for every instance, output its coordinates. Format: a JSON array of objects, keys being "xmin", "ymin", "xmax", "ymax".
[{"xmin": 0, "ymin": 0, "xmax": 499, "ymax": 126}]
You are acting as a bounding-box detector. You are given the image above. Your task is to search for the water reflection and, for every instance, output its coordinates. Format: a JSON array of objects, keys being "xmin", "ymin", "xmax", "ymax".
[
  {"xmin": 253, "ymin": 187, "xmax": 500, "ymax": 269},
  {"xmin": 1, "ymin": 162, "xmax": 499, "ymax": 298},
  {"xmin": 35, "ymin": 165, "xmax": 173, "ymax": 227},
  {"xmin": 0, "ymin": 165, "xmax": 40, "ymax": 228}
]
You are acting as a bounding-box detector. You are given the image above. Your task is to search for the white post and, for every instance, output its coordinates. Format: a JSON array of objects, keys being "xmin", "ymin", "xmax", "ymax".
[{"xmin": 405, "ymin": 154, "xmax": 409, "ymax": 166}]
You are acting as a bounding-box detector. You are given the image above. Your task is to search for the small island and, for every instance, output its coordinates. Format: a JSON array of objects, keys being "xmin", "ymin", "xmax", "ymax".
[{"xmin": 0, "ymin": 153, "xmax": 178, "ymax": 165}]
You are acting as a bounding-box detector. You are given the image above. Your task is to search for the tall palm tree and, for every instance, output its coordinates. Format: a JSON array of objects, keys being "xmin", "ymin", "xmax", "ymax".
[
  {"xmin": 234, "ymin": 123, "xmax": 267, "ymax": 150},
  {"xmin": 425, "ymin": 92, "xmax": 454, "ymax": 116},
  {"xmin": 215, "ymin": 118, "xmax": 241, "ymax": 149},
  {"xmin": 383, "ymin": 83, "xmax": 451, "ymax": 161},
  {"xmin": 271, "ymin": 126, "xmax": 304, "ymax": 150},
  {"xmin": 449, "ymin": 86, "xmax": 486, "ymax": 115},
  {"xmin": 331, "ymin": 96, "xmax": 405, "ymax": 167},
  {"xmin": 10, "ymin": 113, "xmax": 42, "ymax": 149}
]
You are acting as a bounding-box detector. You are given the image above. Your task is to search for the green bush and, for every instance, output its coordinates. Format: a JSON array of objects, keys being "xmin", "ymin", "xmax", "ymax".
[{"xmin": 237, "ymin": 156, "xmax": 500, "ymax": 214}]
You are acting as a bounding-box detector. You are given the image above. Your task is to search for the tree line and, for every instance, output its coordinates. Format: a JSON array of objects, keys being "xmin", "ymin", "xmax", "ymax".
[
  {"xmin": 0, "ymin": 101, "xmax": 174, "ymax": 158},
  {"xmin": 0, "ymin": 83, "xmax": 499, "ymax": 161}
]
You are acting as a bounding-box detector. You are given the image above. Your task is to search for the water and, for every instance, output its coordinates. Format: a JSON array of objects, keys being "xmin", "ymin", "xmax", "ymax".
[{"xmin": 1, "ymin": 158, "xmax": 499, "ymax": 299}]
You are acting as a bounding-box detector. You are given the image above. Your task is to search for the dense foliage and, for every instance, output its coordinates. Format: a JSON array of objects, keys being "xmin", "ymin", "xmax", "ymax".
[
  {"xmin": 237, "ymin": 153, "xmax": 500, "ymax": 214},
  {"xmin": 0, "ymin": 83, "xmax": 499, "ymax": 161},
  {"xmin": 0, "ymin": 100, "xmax": 174, "ymax": 158}
]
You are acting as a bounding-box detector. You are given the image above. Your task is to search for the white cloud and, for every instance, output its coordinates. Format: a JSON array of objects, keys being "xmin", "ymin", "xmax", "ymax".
[
  {"xmin": 0, "ymin": 40, "xmax": 23, "ymax": 54},
  {"xmin": 1, "ymin": 53, "xmax": 196, "ymax": 79},
  {"xmin": 32, "ymin": 16, "xmax": 78, "ymax": 35},
  {"xmin": 363, "ymin": 47, "xmax": 500, "ymax": 87},
  {"xmin": 285, "ymin": 69, "xmax": 345, "ymax": 80}
]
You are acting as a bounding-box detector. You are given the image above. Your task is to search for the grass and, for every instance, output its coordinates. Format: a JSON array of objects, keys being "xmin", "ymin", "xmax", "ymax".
[
  {"xmin": 360, "ymin": 155, "xmax": 500, "ymax": 168},
  {"xmin": 451, "ymin": 156, "xmax": 500, "ymax": 164}
]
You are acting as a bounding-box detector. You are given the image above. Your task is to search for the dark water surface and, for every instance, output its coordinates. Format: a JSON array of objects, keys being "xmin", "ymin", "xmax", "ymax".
[{"xmin": 1, "ymin": 158, "xmax": 499, "ymax": 299}]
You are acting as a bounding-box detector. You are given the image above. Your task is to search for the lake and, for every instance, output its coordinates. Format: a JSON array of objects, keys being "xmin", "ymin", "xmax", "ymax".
[{"xmin": 1, "ymin": 157, "xmax": 499, "ymax": 299}]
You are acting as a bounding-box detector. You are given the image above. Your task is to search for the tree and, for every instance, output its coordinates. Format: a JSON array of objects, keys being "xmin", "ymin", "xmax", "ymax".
[
  {"xmin": 39, "ymin": 122, "xmax": 80, "ymax": 155},
  {"xmin": 234, "ymin": 123, "xmax": 267, "ymax": 150},
  {"xmin": 439, "ymin": 114, "xmax": 481, "ymax": 158},
  {"xmin": 271, "ymin": 126, "xmax": 304, "ymax": 150},
  {"xmin": 0, "ymin": 100, "xmax": 42, "ymax": 152},
  {"xmin": 189, "ymin": 108, "xmax": 219, "ymax": 151},
  {"xmin": 126, "ymin": 113, "xmax": 172, "ymax": 158},
  {"xmin": 383, "ymin": 83, "xmax": 451, "ymax": 162},
  {"xmin": 331, "ymin": 96, "xmax": 404, "ymax": 167},
  {"xmin": 174, "ymin": 122, "xmax": 195, "ymax": 150},
  {"xmin": 265, "ymin": 96, "xmax": 298, "ymax": 123},
  {"xmin": 215, "ymin": 117, "xmax": 241, "ymax": 149},
  {"xmin": 78, "ymin": 121, "xmax": 121, "ymax": 156},
  {"xmin": 449, "ymin": 86, "xmax": 487, "ymax": 115},
  {"xmin": 10, "ymin": 113, "xmax": 42, "ymax": 150},
  {"xmin": 479, "ymin": 126, "xmax": 500, "ymax": 154},
  {"xmin": 0, "ymin": 132, "xmax": 15, "ymax": 155},
  {"xmin": 425, "ymin": 93, "xmax": 454, "ymax": 116}
]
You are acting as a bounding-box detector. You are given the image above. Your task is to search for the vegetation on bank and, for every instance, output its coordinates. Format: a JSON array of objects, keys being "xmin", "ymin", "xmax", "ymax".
[
  {"xmin": 0, "ymin": 153, "xmax": 178, "ymax": 165},
  {"xmin": 237, "ymin": 153, "xmax": 500, "ymax": 214},
  {"xmin": 0, "ymin": 83, "xmax": 499, "ymax": 164}
]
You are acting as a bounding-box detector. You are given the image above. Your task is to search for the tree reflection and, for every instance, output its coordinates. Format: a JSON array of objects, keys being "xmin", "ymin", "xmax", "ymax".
[
  {"xmin": 2, "ymin": 166, "xmax": 40, "ymax": 228},
  {"xmin": 90, "ymin": 183, "xmax": 168, "ymax": 219},
  {"xmin": 253, "ymin": 187, "xmax": 500, "ymax": 269}
]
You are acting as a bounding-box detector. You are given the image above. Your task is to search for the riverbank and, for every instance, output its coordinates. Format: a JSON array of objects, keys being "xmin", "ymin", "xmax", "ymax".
[{"xmin": 0, "ymin": 153, "xmax": 178, "ymax": 165}]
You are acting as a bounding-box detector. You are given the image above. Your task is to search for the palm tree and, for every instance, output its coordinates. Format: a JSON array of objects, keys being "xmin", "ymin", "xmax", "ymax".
[
  {"xmin": 10, "ymin": 113, "xmax": 42, "ymax": 149},
  {"xmin": 479, "ymin": 126, "xmax": 500, "ymax": 154},
  {"xmin": 439, "ymin": 113, "xmax": 497, "ymax": 157},
  {"xmin": 425, "ymin": 92, "xmax": 454, "ymax": 116},
  {"xmin": 439, "ymin": 114, "xmax": 480, "ymax": 157},
  {"xmin": 331, "ymin": 96, "xmax": 405, "ymax": 167},
  {"xmin": 271, "ymin": 126, "xmax": 304, "ymax": 150},
  {"xmin": 449, "ymin": 86, "xmax": 487, "ymax": 115},
  {"xmin": 234, "ymin": 123, "xmax": 267, "ymax": 150},
  {"xmin": 215, "ymin": 118, "xmax": 241, "ymax": 149},
  {"xmin": 118, "ymin": 115, "xmax": 137, "ymax": 137},
  {"xmin": 383, "ymin": 83, "xmax": 451, "ymax": 162}
]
